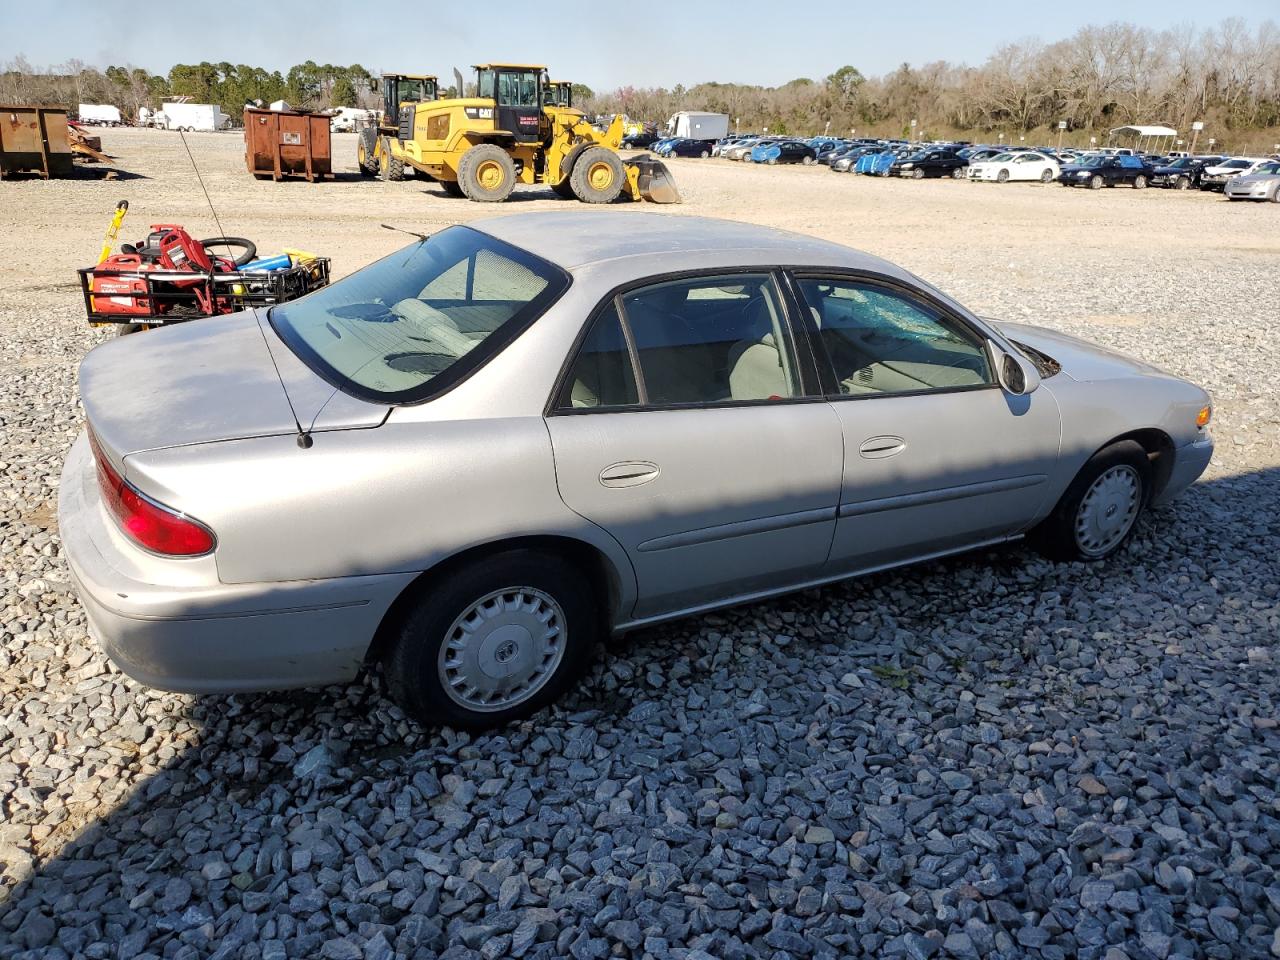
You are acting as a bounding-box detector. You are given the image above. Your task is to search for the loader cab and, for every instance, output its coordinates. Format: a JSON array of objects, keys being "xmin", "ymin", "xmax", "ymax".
[
  {"xmin": 380, "ymin": 73, "xmax": 438, "ymax": 131},
  {"xmin": 475, "ymin": 63, "xmax": 544, "ymax": 143},
  {"xmin": 545, "ymin": 81, "xmax": 573, "ymax": 110}
]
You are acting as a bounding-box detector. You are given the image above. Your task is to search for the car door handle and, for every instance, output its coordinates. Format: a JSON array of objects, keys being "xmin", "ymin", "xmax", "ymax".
[
  {"xmin": 599, "ymin": 461, "xmax": 660, "ymax": 488},
  {"xmin": 858, "ymin": 436, "xmax": 906, "ymax": 459}
]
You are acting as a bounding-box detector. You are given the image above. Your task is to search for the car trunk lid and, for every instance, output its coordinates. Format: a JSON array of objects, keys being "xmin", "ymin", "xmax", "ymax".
[{"xmin": 80, "ymin": 310, "xmax": 388, "ymax": 464}]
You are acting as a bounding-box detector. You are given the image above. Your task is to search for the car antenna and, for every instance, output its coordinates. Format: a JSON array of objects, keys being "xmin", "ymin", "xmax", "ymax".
[{"xmin": 380, "ymin": 223, "xmax": 430, "ymax": 242}]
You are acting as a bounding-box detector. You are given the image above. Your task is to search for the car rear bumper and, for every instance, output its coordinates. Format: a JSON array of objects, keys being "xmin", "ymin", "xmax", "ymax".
[
  {"xmin": 58, "ymin": 432, "xmax": 416, "ymax": 694},
  {"xmin": 1152, "ymin": 436, "xmax": 1214, "ymax": 508}
]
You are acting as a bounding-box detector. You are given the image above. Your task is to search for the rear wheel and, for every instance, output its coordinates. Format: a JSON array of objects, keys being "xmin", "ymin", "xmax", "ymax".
[
  {"xmin": 1031, "ymin": 441, "xmax": 1149, "ymax": 562},
  {"xmin": 1039, "ymin": 168, "xmax": 1054, "ymax": 183},
  {"xmin": 570, "ymin": 146, "xmax": 626, "ymax": 203},
  {"xmin": 1133, "ymin": 175, "xmax": 1148, "ymax": 189},
  {"xmin": 952, "ymin": 167, "xmax": 966, "ymax": 179},
  {"xmin": 383, "ymin": 550, "xmax": 598, "ymax": 728},
  {"xmin": 457, "ymin": 143, "xmax": 516, "ymax": 202},
  {"xmin": 357, "ymin": 128, "xmax": 378, "ymax": 176},
  {"xmin": 700, "ymin": 150, "xmax": 710, "ymax": 159}
]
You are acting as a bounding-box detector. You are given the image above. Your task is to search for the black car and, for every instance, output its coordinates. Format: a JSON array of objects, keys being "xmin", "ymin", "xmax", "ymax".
[
  {"xmin": 666, "ymin": 138, "xmax": 715, "ymax": 158},
  {"xmin": 1057, "ymin": 155, "xmax": 1156, "ymax": 189},
  {"xmin": 621, "ymin": 131, "xmax": 658, "ymax": 149},
  {"xmin": 891, "ymin": 149, "xmax": 967, "ymax": 179},
  {"xmin": 1151, "ymin": 156, "xmax": 1227, "ymax": 190}
]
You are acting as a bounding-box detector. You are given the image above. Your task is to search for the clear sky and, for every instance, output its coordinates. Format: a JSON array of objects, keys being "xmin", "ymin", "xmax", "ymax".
[{"xmin": 2, "ymin": 1, "xmax": 1274, "ymax": 90}]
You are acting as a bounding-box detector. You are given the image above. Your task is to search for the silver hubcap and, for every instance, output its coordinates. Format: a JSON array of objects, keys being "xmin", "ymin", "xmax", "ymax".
[
  {"xmin": 438, "ymin": 587, "xmax": 566, "ymax": 712},
  {"xmin": 1075, "ymin": 465, "xmax": 1141, "ymax": 557}
]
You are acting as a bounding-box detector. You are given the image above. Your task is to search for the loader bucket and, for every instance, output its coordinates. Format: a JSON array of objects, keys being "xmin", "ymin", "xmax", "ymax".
[{"xmin": 627, "ymin": 157, "xmax": 681, "ymax": 203}]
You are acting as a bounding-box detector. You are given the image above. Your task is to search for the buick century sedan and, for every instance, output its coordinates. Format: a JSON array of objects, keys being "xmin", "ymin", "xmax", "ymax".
[{"xmin": 61, "ymin": 213, "xmax": 1214, "ymax": 728}]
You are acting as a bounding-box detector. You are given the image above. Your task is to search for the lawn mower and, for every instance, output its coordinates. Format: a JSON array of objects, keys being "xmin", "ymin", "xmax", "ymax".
[{"xmin": 79, "ymin": 204, "xmax": 330, "ymax": 333}]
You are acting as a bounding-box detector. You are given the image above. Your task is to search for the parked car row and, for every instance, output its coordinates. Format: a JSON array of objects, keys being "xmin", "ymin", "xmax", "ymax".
[{"xmin": 659, "ymin": 132, "xmax": 1280, "ymax": 202}]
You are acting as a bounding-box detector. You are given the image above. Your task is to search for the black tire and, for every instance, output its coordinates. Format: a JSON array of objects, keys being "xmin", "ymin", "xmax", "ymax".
[
  {"xmin": 438, "ymin": 179, "xmax": 466, "ymax": 198},
  {"xmin": 383, "ymin": 550, "xmax": 598, "ymax": 729},
  {"xmin": 379, "ymin": 139, "xmax": 405, "ymax": 182},
  {"xmin": 457, "ymin": 143, "xmax": 517, "ymax": 202},
  {"xmin": 1133, "ymin": 175, "xmax": 1148, "ymax": 189},
  {"xmin": 550, "ymin": 178, "xmax": 577, "ymax": 199},
  {"xmin": 1030, "ymin": 440, "xmax": 1150, "ymax": 562},
  {"xmin": 200, "ymin": 237, "xmax": 256, "ymax": 267},
  {"xmin": 115, "ymin": 322, "xmax": 146, "ymax": 337},
  {"xmin": 569, "ymin": 146, "xmax": 626, "ymax": 203},
  {"xmin": 357, "ymin": 128, "xmax": 378, "ymax": 176}
]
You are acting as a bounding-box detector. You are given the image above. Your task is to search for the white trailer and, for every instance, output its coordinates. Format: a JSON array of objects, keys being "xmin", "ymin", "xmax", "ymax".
[
  {"xmin": 78, "ymin": 103, "xmax": 123, "ymax": 126},
  {"xmin": 666, "ymin": 111, "xmax": 729, "ymax": 141},
  {"xmin": 154, "ymin": 102, "xmax": 231, "ymax": 132}
]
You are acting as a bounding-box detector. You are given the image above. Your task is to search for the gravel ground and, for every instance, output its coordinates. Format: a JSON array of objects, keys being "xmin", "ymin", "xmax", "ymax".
[{"xmin": 0, "ymin": 130, "xmax": 1277, "ymax": 960}]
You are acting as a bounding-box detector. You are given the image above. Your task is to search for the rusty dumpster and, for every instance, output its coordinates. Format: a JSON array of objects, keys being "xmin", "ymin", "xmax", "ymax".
[
  {"xmin": 244, "ymin": 108, "xmax": 333, "ymax": 182},
  {"xmin": 0, "ymin": 105, "xmax": 74, "ymax": 179}
]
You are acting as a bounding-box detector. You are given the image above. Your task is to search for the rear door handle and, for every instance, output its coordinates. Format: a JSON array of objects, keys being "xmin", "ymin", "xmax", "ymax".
[
  {"xmin": 599, "ymin": 461, "xmax": 660, "ymax": 488},
  {"xmin": 858, "ymin": 436, "xmax": 906, "ymax": 459}
]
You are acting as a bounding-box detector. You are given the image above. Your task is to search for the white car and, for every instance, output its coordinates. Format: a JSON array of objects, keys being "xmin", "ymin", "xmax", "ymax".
[
  {"xmin": 1200, "ymin": 157, "xmax": 1271, "ymax": 192},
  {"xmin": 967, "ymin": 151, "xmax": 1060, "ymax": 183}
]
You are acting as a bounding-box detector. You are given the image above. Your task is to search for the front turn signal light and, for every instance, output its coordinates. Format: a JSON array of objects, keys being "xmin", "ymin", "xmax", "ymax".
[{"xmin": 1196, "ymin": 405, "xmax": 1212, "ymax": 428}]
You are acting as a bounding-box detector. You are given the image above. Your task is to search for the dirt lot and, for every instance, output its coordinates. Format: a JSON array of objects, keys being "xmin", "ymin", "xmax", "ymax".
[{"xmin": 1, "ymin": 129, "xmax": 1278, "ymax": 959}]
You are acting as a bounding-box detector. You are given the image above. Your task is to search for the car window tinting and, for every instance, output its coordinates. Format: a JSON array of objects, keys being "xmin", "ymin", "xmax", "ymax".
[
  {"xmin": 271, "ymin": 226, "xmax": 566, "ymax": 404},
  {"xmin": 562, "ymin": 303, "xmax": 639, "ymax": 409},
  {"xmin": 799, "ymin": 279, "xmax": 993, "ymax": 396}
]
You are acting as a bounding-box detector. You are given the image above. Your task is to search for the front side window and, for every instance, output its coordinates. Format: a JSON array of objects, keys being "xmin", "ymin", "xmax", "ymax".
[
  {"xmin": 272, "ymin": 227, "xmax": 567, "ymax": 404},
  {"xmin": 560, "ymin": 274, "xmax": 801, "ymax": 409},
  {"xmin": 497, "ymin": 71, "xmax": 540, "ymax": 107},
  {"xmin": 797, "ymin": 278, "xmax": 992, "ymax": 396}
]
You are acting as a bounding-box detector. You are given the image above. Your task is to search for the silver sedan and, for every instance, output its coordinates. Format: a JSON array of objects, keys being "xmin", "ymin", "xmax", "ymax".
[
  {"xmin": 1223, "ymin": 160, "xmax": 1280, "ymax": 201},
  {"xmin": 60, "ymin": 213, "xmax": 1214, "ymax": 728}
]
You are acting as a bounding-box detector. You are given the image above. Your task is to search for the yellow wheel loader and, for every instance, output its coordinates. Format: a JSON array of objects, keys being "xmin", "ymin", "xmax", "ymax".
[
  {"xmin": 357, "ymin": 73, "xmax": 439, "ymax": 181},
  {"xmin": 383, "ymin": 63, "xmax": 679, "ymax": 204}
]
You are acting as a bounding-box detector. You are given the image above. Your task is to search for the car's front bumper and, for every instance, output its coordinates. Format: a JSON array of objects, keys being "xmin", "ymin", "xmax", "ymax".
[
  {"xmin": 58, "ymin": 432, "xmax": 416, "ymax": 694},
  {"xmin": 1152, "ymin": 435, "xmax": 1214, "ymax": 508},
  {"xmin": 1224, "ymin": 184, "xmax": 1271, "ymax": 200}
]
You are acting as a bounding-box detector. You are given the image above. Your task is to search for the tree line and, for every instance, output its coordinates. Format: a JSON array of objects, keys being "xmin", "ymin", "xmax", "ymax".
[
  {"xmin": 2, "ymin": 18, "xmax": 1278, "ymax": 147},
  {"xmin": 0, "ymin": 58, "xmax": 377, "ymax": 117},
  {"xmin": 584, "ymin": 18, "xmax": 1280, "ymax": 149}
]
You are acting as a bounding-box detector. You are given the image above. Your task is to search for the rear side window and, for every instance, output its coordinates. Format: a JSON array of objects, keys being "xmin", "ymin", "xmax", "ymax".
[
  {"xmin": 271, "ymin": 226, "xmax": 567, "ymax": 404},
  {"xmin": 559, "ymin": 274, "xmax": 801, "ymax": 409},
  {"xmin": 798, "ymin": 279, "xmax": 992, "ymax": 396}
]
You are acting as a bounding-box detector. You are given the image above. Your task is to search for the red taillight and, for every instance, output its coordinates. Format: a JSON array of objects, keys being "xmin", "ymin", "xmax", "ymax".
[{"xmin": 89, "ymin": 433, "xmax": 215, "ymax": 557}]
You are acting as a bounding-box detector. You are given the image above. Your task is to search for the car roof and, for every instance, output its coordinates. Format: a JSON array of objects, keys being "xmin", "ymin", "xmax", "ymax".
[{"xmin": 468, "ymin": 212, "xmax": 899, "ymax": 274}]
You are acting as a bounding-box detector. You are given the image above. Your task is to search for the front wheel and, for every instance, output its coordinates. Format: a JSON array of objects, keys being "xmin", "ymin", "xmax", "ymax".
[
  {"xmin": 383, "ymin": 551, "xmax": 598, "ymax": 728},
  {"xmin": 1031, "ymin": 441, "xmax": 1149, "ymax": 562},
  {"xmin": 1089, "ymin": 175, "xmax": 1104, "ymax": 190},
  {"xmin": 569, "ymin": 146, "xmax": 626, "ymax": 203},
  {"xmin": 1175, "ymin": 176, "xmax": 1191, "ymax": 190},
  {"xmin": 912, "ymin": 168, "xmax": 925, "ymax": 179},
  {"xmin": 997, "ymin": 169, "xmax": 1010, "ymax": 183}
]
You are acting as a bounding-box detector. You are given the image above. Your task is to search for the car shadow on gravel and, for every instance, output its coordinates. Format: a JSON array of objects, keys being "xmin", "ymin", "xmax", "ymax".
[{"xmin": 2, "ymin": 467, "xmax": 1277, "ymax": 957}]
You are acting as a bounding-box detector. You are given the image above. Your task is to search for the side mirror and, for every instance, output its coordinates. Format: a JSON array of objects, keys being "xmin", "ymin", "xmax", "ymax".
[{"xmin": 988, "ymin": 340, "xmax": 1040, "ymax": 396}]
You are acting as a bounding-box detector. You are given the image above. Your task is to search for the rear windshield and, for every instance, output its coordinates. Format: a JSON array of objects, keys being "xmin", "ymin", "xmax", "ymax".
[{"xmin": 271, "ymin": 227, "xmax": 568, "ymax": 404}]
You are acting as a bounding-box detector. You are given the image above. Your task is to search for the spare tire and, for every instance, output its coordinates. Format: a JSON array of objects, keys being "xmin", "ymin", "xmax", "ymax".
[{"xmin": 201, "ymin": 237, "xmax": 256, "ymax": 267}]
